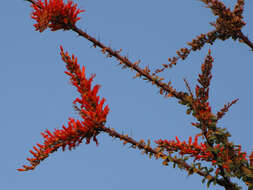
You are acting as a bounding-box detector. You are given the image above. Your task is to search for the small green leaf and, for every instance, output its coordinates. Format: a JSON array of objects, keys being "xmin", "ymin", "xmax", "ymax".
[{"xmin": 207, "ymin": 179, "xmax": 213, "ymax": 188}]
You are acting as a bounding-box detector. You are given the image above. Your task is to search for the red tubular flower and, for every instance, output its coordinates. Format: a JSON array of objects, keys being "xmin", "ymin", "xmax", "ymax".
[
  {"xmin": 17, "ymin": 46, "xmax": 109, "ymax": 171},
  {"xmin": 31, "ymin": 0, "xmax": 84, "ymax": 32}
]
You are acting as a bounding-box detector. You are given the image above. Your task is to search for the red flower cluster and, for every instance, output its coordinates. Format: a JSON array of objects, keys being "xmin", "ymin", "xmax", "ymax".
[
  {"xmin": 194, "ymin": 50, "xmax": 213, "ymax": 125},
  {"xmin": 156, "ymin": 136, "xmax": 212, "ymax": 162},
  {"xmin": 155, "ymin": 135, "xmax": 248, "ymax": 174},
  {"xmin": 17, "ymin": 46, "xmax": 109, "ymax": 171},
  {"xmin": 60, "ymin": 46, "xmax": 109, "ymax": 128},
  {"xmin": 31, "ymin": 0, "xmax": 84, "ymax": 32}
]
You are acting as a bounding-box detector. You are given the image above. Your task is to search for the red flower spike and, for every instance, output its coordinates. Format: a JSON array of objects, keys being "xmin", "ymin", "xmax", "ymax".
[
  {"xmin": 31, "ymin": 0, "xmax": 84, "ymax": 32},
  {"xmin": 17, "ymin": 46, "xmax": 109, "ymax": 171},
  {"xmin": 155, "ymin": 135, "xmax": 250, "ymax": 172},
  {"xmin": 191, "ymin": 51, "xmax": 214, "ymax": 128}
]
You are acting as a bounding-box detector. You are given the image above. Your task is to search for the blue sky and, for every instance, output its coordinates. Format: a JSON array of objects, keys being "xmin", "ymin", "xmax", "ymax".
[{"xmin": 1, "ymin": 0, "xmax": 253, "ymax": 189}]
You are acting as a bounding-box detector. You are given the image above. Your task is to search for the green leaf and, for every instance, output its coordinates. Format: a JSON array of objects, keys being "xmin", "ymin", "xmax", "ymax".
[{"xmin": 207, "ymin": 179, "xmax": 213, "ymax": 188}]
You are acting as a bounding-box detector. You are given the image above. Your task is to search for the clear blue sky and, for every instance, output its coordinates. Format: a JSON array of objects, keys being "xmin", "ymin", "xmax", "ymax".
[{"xmin": 1, "ymin": 0, "xmax": 253, "ymax": 189}]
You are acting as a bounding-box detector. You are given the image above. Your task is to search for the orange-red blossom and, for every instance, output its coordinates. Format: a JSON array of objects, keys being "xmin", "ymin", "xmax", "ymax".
[
  {"xmin": 31, "ymin": 0, "xmax": 84, "ymax": 32},
  {"xmin": 17, "ymin": 46, "xmax": 109, "ymax": 171}
]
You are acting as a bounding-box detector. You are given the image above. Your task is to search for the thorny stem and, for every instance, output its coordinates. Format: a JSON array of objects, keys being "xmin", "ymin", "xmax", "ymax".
[
  {"xmin": 71, "ymin": 25, "xmax": 187, "ymax": 100},
  {"xmin": 238, "ymin": 31, "xmax": 253, "ymax": 51},
  {"xmin": 25, "ymin": 0, "xmax": 37, "ymax": 7},
  {"xmin": 98, "ymin": 125, "xmax": 236, "ymax": 189}
]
